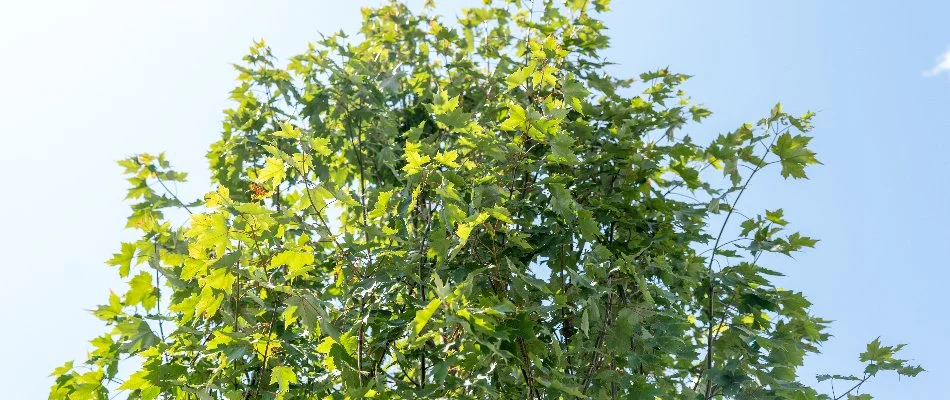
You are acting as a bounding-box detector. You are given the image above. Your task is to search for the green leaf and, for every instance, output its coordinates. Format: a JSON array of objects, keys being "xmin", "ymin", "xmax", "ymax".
[
  {"xmin": 765, "ymin": 209, "xmax": 788, "ymax": 226},
  {"xmin": 562, "ymin": 79, "xmax": 589, "ymax": 113},
  {"xmin": 771, "ymin": 102, "xmax": 783, "ymax": 119},
  {"xmin": 548, "ymin": 183, "xmax": 574, "ymax": 219},
  {"xmin": 577, "ymin": 208, "xmax": 599, "ymax": 241},
  {"xmin": 116, "ymin": 318, "xmax": 159, "ymax": 353},
  {"xmin": 286, "ymin": 295, "xmax": 322, "ymax": 336},
  {"xmin": 548, "ymin": 132, "xmax": 577, "ymax": 165},
  {"xmin": 860, "ymin": 337, "xmax": 891, "ymax": 363},
  {"xmin": 690, "ymin": 105, "xmax": 712, "ymax": 122},
  {"xmin": 772, "ymin": 132, "xmax": 819, "ymax": 179},
  {"xmin": 436, "ymin": 109, "xmax": 472, "ymax": 131},
  {"xmin": 787, "ymin": 232, "xmax": 818, "ymax": 250}
]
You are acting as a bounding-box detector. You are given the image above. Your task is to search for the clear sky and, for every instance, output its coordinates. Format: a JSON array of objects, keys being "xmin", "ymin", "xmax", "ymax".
[{"xmin": 1, "ymin": 0, "xmax": 947, "ymax": 398}]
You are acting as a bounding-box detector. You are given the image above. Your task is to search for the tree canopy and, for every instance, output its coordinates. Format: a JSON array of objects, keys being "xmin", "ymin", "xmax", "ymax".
[{"xmin": 50, "ymin": 1, "xmax": 921, "ymax": 399}]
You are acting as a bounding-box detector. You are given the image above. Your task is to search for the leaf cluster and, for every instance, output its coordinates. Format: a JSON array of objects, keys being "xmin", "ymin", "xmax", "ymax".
[{"xmin": 50, "ymin": 1, "xmax": 919, "ymax": 399}]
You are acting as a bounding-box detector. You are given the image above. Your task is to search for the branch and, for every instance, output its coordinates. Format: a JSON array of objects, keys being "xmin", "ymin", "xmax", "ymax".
[
  {"xmin": 583, "ymin": 289, "xmax": 614, "ymax": 394},
  {"xmin": 834, "ymin": 374, "xmax": 870, "ymax": 400},
  {"xmin": 155, "ymin": 175, "xmax": 193, "ymax": 215},
  {"xmin": 517, "ymin": 337, "xmax": 540, "ymax": 400},
  {"xmin": 703, "ymin": 133, "xmax": 779, "ymax": 400}
]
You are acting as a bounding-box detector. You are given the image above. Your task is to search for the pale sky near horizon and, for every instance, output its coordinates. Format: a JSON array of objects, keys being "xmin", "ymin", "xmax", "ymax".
[{"xmin": 1, "ymin": 1, "xmax": 948, "ymax": 398}]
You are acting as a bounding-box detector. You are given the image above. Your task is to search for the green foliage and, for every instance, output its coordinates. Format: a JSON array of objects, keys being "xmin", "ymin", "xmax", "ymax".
[{"xmin": 50, "ymin": 1, "xmax": 920, "ymax": 399}]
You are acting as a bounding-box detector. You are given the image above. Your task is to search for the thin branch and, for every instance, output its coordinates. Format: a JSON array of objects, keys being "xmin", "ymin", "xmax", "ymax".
[
  {"xmin": 834, "ymin": 374, "xmax": 870, "ymax": 400},
  {"xmin": 703, "ymin": 132, "xmax": 779, "ymax": 400},
  {"xmin": 155, "ymin": 176, "xmax": 193, "ymax": 215}
]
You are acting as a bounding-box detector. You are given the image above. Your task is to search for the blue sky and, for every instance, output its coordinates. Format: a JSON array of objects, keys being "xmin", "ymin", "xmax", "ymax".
[{"xmin": 1, "ymin": 0, "xmax": 947, "ymax": 398}]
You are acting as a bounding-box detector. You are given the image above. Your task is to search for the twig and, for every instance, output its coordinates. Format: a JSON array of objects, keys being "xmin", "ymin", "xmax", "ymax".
[
  {"xmin": 834, "ymin": 374, "xmax": 870, "ymax": 400},
  {"xmin": 155, "ymin": 176, "xmax": 193, "ymax": 215}
]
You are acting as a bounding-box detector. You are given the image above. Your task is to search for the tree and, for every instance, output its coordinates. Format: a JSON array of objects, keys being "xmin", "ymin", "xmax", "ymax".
[{"xmin": 50, "ymin": 1, "xmax": 921, "ymax": 399}]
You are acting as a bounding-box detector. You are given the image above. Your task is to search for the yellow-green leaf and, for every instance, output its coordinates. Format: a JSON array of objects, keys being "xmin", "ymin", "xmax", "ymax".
[
  {"xmin": 312, "ymin": 137, "xmax": 331, "ymax": 157},
  {"xmin": 270, "ymin": 250, "xmax": 315, "ymax": 281},
  {"xmin": 434, "ymin": 150, "xmax": 460, "ymax": 168},
  {"xmin": 499, "ymin": 104, "xmax": 526, "ymax": 131},
  {"xmin": 370, "ymin": 189, "xmax": 394, "ymax": 219},
  {"xmin": 413, "ymin": 298, "xmax": 442, "ymax": 336},
  {"xmin": 274, "ymin": 122, "xmax": 301, "ymax": 139},
  {"xmin": 270, "ymin": 365, "xmax": 297, "ymax": 395},
  {"xmin": 506, "ymin": 65, "xmax": 533, "ymax": 89},
  {"xmin": 126, "ymin": 271, "xmax": 156, "ymax": 310},
  {"xmin": 402, "ymin": 141, "xmax": 430, "ymax": 175},
  {"xmin": 106, "ymin": 242, "xmax": 136, "ymax": 278},
  {"xmin": 255, "ymin": 157, "xmax": 287, "ymax": 188}
]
